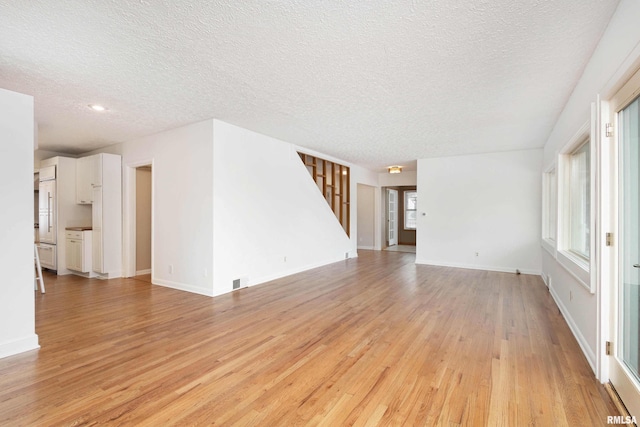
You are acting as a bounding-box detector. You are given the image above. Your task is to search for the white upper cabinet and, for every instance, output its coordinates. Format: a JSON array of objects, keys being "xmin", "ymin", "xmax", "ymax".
[
  {"xmin": 76, "ymin": 155, "xmax": 103, "ymax": 204},
  {"xmin": 76, "ymin": 156, "xmax": 92, "ymax": 204}
]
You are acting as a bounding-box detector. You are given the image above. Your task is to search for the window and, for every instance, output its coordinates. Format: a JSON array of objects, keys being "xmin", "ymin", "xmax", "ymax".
[
  {"xmin": 567, "ymin": 140, "xmax": 590, "ymax": 259},
  {"xmin": 543, "ymin": 167, "xmax": 557, "ymax": 242},
  {"xmin": 556, "ymin": 119, "xmax": 592, "ymax": 291},
  {"xmin": 404, "ymin": 191, "xmax": 417, "ymax": 230}
]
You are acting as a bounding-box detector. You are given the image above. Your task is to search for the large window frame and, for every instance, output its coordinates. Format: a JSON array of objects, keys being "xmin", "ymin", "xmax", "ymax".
[
  {"xmin": 567, "ymin": 140, "xmax": 591, "ymax": 259},
  {"xmin": 556, "ymin": 118, "xmax": 596, "ymax": 292}
]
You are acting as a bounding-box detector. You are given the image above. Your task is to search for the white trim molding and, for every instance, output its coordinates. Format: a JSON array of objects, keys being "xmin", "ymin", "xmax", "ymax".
[{"xmin": 0, "ymin": 334, "xmax": 39, "ymax": 360}]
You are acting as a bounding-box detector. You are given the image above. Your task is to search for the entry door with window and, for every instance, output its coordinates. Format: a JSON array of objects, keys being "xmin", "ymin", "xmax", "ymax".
[
  {"xmin": 610, "ymin": 69, "xmax": 640, "ymax": 418},
  {"xmin": 387, "ymin": 189, "xmax": 398, "ymax": 246}
]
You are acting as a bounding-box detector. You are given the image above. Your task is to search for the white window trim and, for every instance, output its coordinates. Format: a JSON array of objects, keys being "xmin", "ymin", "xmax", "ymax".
[
  {"xmin": 404, "ymin": 190, "xmax": 417, "ymax": 231},
  {"xmin": 541, "ymin": 162, "xmax": 557, "ymax": 257},
  {"xmin": 557, "ymin": 116, "xmax": 597, "ymax": 293}
]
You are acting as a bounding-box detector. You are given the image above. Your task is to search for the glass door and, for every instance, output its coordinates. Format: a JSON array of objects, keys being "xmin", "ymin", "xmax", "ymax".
[
  {"xmin": 387, "ymin": 189, "xmax": 398, "ymax": 246},
  {"xmin": 621, "ymin": 97, "xmax": 640, "ymax": 382},
  {"xmin": 611, "ymin": 84, "xmax": 640, "ymax": 418}
]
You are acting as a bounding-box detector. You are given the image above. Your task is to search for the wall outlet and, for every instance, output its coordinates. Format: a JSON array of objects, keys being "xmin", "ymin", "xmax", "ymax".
[
  {"xmin": 169, "ymin": 264, "xmax": 173, "ymax": 274},
  {"xmin": 203, "ymin": 268, "xmax": 208, "ymax": 277},
  {"xmin": 475, "ymin": 252, "xmax": 479, "ymax": 257},
  {"xmin": 283, "ymin": 256, "xmax": 287, "ymax": 262},
  {"xmin": 570, "ymin": 290, "xmax": 573, "ymax": 301}
]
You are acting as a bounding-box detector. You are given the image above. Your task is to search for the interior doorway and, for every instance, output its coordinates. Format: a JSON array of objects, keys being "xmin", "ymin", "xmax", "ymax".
[
  {"xmin": 383, "ymin": 185, "xmax": 417, "ymax": 250},
  {"xmin": 135, "ymin": 166, "xmax": 152, "ymax": 278},
  {"xmin": 123, "ymin": 160, "xmax": 154, "ymax": 280},
  {"xmin": 357, "ymin": 184, "xmax": 376, "ymax": 250},
  {"xmin": 387, "ymin": 189, "xmax": 398, "ymax": 246}
]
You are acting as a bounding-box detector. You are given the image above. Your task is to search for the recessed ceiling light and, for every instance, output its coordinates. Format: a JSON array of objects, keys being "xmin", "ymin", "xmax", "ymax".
[{"xmin": 88, "ymin": 104, "xmax": 107, "ymax": 112}]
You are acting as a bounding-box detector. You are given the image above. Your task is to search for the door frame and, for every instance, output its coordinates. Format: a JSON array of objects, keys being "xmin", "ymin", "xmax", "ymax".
[
  {"xmin": 600, "ymin": 63, "xmax": 640, "ymax": 418},
  {"xmin": 387, "ymin": 188, "xmax": 398, "ymax": 247},
  {"xmin": 123, "ymin": 159, "xmax": 154, "ymax": 279},
  {"xmin": 356, "ymin": 183, "xmax": 378, "ymax": 250}
]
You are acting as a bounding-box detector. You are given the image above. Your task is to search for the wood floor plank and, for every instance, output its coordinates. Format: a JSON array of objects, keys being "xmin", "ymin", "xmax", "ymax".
[{"xmin": 0, "ymin": 250, "xmax": 623, "ymax": 425}]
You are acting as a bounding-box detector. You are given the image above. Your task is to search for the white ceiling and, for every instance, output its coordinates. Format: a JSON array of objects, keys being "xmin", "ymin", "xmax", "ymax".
[{"xmin": 0, "ymin": 0, "xmax": 620, "ymax": 172}]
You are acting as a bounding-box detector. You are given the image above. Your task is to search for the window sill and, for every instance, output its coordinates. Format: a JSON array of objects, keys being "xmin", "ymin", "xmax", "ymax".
[
  {"xmin": 557, "ymin": 250, "xmax": 593, "ymax": 293},
  {"xmin": 541, "ymin": 238, "xmax": 556, "ymax": 257}
]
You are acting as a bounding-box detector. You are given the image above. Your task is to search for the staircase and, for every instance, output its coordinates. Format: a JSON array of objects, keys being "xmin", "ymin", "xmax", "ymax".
[{"xmin": 298, "ymin": 152, "xmax": 350, "ymax": 236}]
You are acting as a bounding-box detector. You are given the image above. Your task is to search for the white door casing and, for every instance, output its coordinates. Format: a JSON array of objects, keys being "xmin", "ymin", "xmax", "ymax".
[{"xmin": 387, "ymin": 189, "xmax": 398, "ymax": 246}]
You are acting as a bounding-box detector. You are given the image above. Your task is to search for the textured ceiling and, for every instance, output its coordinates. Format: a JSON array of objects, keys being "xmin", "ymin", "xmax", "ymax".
[{"xmin": 0, "ymin": 0, "xmax": 620, "ymax": 171}]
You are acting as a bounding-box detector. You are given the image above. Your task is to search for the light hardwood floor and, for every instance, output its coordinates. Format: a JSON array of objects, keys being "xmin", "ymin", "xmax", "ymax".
[{"xmin": 1, "ymin": 251, "xmax": 622, "ymax": 425}]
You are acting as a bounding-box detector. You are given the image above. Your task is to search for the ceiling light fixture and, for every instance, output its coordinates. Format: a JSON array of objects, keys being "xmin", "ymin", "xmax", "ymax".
[
  {"xmin": 88, "ymin": 104, "xmax": 107, "ymax": 112},
  {"xmin": 388, "ymin": 165, "xmax": 402, "ymax": 174}
]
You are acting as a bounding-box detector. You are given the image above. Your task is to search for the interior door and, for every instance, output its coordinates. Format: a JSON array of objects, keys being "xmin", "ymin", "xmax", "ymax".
[
  {"xmin": 387, "ymin": 189, "xmax": 398, "ymax": 246},
  {"xmin": 611, "ymin": 80, "xmax": 640, "ymax": 418}
]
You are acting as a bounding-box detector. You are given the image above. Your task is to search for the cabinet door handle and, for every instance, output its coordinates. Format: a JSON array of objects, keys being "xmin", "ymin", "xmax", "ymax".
[
  {"xmin": 633, "ymin": 264, "xmax": 640, "ymax": 268},
  {"xmin": 48, "ymin": 193, "xmax": 52, "ymax": 231}
]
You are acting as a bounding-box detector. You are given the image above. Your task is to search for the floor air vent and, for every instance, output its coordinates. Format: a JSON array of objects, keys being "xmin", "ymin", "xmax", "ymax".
[{"xmin": 233, "ymin": 277, "xmax": 248, "ymax": 290}]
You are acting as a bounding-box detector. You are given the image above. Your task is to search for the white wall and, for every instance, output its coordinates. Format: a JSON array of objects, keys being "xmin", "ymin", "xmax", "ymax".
[
  {"xmin": 379, "ymin": 170, "xmax": 417, "ymax": 187},
  {"xmin": 87, "ymin": 118, "xmax": 380, "ymax": 298},
  {"xmin": 89, "ymin": 119, "xmax": 214, "ymax": 296},
  {"xmin": 212, "ymin": 120, "xmax": 353, "ymax": 296},
  {"xmin": 541, "ymin": 0, "xmax": 640, "ymax": 373},
  {"xmin": 416, "ymin": 149, "xmax": 543, "ymax": 274},
  {"xmin": 0, "ymin": 88, "xmax": 39, "ymax": 358},
  {"xmin": 544, "ymin": 0, "xmax": 640, "ymax": 165}
]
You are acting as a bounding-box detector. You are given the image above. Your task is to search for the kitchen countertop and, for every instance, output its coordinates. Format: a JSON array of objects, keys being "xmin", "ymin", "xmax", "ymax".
[{"xmin": 65, "ymin": 226, "xmax": 93, "ymax": 231}]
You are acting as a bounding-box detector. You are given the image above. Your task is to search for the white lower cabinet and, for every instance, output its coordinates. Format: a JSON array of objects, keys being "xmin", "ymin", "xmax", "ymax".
[
  {"xmin": 37, "ymin": 244, "xmax": 56, "ymax": 270},
  {"xmin": 65, "ymin": 230, "xmax": 92, "ymax": 273}
]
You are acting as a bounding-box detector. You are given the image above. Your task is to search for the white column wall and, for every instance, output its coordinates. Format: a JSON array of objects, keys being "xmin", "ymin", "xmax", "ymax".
[
  {"xmin": 0, "ymin": 88, "xmax": 39, "ymax": 359},
  {"xmin": 88, "ymin": 119, "xmax": 215, "ymax": 296},
  {"xmin": 212, "ymin": 120, "xmax": 354, "ymax": 296}
]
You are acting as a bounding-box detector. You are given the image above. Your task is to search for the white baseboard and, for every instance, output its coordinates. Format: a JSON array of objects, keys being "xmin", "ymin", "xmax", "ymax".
[
  {"xmin": 549, "ymin": 284, "xmax": 596, "ymax": 373},
  {"xmin": 0, "ymin": 334, "xmax": 39, "ymax": 360},
  {"xmin": 153, "ymin": 278, "xmax": 214, "ymax": 297},
  {"xmin": 249, "ymin": 255, "xmax": 348, "ymax": 289},
  {"xmin": 136, "ymin": 269, "xmax": 151, "ymax": 276},
  {"xmin": 357, "ymin": 246, "xmax": 375, "ymax": 250},
  {"xmin": 94, "ymin": 270, "xmax": 123, "ymax": 280},
  {"xmin": 414, "ymin": 259, "xmax": 541, "ymax": 276}
]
